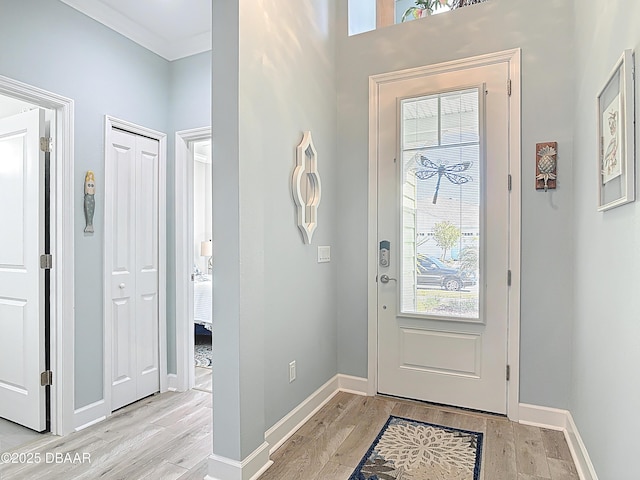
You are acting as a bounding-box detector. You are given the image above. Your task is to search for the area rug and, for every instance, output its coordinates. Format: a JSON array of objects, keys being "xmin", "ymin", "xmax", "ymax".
[
  {"xmin": 349, "ymin": 416, "xmax": 483, "ymax": 480},
  {"xmin": 194, "ymin": 336, "xmax": 212, "ymax": 368}
]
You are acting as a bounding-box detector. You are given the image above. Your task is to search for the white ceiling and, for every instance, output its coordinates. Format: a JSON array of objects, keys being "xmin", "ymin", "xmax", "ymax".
[{"xmin": 59, "ymin": 0, "xmax": 211, "ymax": 61}]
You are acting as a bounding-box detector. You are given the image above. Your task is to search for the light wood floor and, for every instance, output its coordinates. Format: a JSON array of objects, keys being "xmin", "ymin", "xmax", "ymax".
[
  {"xmin": 0, "ymin": 418, "xmax": 47, "ymax": 454},
  {"xmin": 258, "ymin": 392, "xmax": 579, "ymax": 480},
  {"xmin": 0, "ymin": 390, "xmax": 578, "ymax": 480},
  {"xmin": 0, "ymin": 390, "xmax": 212, "ymax": 480},
  {"xmin": 194, "ymin": 366, "xmax": 212, "ymax": 392}
]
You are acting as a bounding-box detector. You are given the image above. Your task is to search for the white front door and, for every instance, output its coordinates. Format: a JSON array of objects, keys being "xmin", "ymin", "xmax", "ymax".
[
  {"xmin": 107, "ymin": 128, "xmax": 160, "ymax": 411},
  {"xmin": 0, "ymin": 109, "xmax": 47, "ymax": 431},
  {"xmin": 377, "ymin": 62, "xmax": 511, "ymax": 414}
]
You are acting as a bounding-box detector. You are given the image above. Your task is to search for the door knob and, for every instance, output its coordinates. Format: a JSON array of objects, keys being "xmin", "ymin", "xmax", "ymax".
[
  {"xmin": 119, "ymin": 283, "xmax": 125, "ymax": 289},
  {"xmin": 379, "ymin": 274, "xmax": 397, "ymax": 284}
]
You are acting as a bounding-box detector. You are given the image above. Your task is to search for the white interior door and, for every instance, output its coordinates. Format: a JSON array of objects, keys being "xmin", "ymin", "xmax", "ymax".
[
  {"xmin": 0, "ymin": 109, "xmax": 47, "ymax": 431},
  {"xmin": 108, "ymin": 128, "xmax": 160, "ymax": 411},
  {"xmin": 377, "ymin": 63, "xmax": 511, "ymax": 414}
]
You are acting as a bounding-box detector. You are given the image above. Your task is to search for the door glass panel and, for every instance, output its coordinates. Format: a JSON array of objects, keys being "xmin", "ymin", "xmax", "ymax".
[{"xmin": 401, "ymin": 88, "xmax": 480, "ymax": 320}]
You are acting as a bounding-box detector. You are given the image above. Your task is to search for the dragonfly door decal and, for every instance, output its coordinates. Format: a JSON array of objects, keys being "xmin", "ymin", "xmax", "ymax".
[{"xmin": 414, "ymin": 154, "xmax": 473, "ymax": 204}]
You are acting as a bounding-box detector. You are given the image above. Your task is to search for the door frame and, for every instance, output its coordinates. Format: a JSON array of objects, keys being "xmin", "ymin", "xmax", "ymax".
[
  {"xmin": 0, "ymin": 75, "xmax": 75, "ymax": 435},
  {"xmin": 174, "ymin": 126, "xmax": 212, "ymax": 392},
  {"xmin": 367, "ymin": 49, "xmax": 522, "ymax": 420},
  {"xmin": 103, "ymin": 115, "xmax": 168, "ymax": 413}
]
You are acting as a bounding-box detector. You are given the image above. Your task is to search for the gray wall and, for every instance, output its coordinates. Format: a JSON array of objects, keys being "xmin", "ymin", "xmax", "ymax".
[
  {"xmin": 335, "ymin": 0, "xmax": 576, "ymax": 409},
  {"xmin": 170, "ymin": 52, "xmax": 212, "ymax": 132},
  {"xmin": 571, "ymin": 1, "xmax": 640, "ymax": 477},
  {"xmin": 167, "ymin": 52, "xmax": 212, "ymax": 374},
  {"xmin": 0, "ymin": 0, "xmax": 171, "ymax": 409},
  {"xmin": 254, "ymin": 0, "xmax": 338, "ymax": 430},
  {"xmin": 0, "ymin": 0, "xmax": 211, "ymax": 407},
  {"xmin": 211, "ymin": 0, "xmax": 338, "ymax": 461}
]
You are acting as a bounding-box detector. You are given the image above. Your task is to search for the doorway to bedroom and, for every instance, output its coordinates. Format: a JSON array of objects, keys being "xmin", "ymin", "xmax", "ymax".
[
  {"xmin": 192, "ymin": 138, "xmax": 212, "ymax": 392},
  {"xmin": 175, "ymin": 127, "xmax": 213, "ymax": 393}
]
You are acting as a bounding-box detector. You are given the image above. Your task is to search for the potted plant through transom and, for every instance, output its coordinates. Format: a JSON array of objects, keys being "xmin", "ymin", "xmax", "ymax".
[{"xmin": 402, "ymin": 0, "xmax": 488, "ymax": 22}]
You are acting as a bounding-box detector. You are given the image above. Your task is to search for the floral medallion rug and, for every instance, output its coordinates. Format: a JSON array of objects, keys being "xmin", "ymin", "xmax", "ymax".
[
  {"xmin": 194, "ymin": 335, "xmax": 212, "ymax": 368},
  {"xmin": 349, "ymin": 416, "xmax": 483, "ymax": 480}
]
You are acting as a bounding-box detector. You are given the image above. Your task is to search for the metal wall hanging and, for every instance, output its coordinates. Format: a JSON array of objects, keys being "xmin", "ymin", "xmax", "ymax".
[
  {"xmin": 84, "ymin": 170, "xmax": 96, "ymax": 233},
  {"xmin": 414, "ymin": 154, "xmax": 472, "ymax": 204},
  {"xmin": 535, "ymin": 142, "xmax": 557, "ymax": 191}
]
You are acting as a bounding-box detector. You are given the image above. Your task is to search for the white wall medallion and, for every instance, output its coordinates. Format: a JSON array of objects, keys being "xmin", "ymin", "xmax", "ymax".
[{"xmin": 292, "ymin": 131, "xmax": 321, "ymax": 244}]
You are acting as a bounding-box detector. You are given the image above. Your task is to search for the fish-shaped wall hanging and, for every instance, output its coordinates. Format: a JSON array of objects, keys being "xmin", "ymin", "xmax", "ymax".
[{"xmin": 84, "ymin": 171, "xmax": 96, "ymax": 233}]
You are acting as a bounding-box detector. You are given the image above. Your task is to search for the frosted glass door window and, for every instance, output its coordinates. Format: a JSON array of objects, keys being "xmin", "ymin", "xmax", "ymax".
[{"xmin": 401, "ymin": 88, "xmax": 481, "ymax": 320}]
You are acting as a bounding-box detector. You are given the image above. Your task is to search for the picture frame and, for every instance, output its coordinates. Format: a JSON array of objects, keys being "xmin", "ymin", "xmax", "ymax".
[{"xmin": 597, "ymin": 49, "xmax": 635, "ymax": 211}]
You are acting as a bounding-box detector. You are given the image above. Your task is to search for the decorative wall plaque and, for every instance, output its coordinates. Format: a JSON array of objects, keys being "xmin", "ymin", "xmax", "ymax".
[
  {"xmin": 291, "ymin": 131, "xmax": 321, "ymax": 244},
  {"xmin": 535, "ymin": 142, "xmax": 557, "ymax": 191}
]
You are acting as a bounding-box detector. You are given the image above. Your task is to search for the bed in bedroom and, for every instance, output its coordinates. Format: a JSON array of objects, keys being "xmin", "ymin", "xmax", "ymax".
[{"xmin": 194, "ymin": 275, "xmax": 212, "ymax": 335}]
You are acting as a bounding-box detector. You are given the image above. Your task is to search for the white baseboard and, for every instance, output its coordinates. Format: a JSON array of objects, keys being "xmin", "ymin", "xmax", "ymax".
[
  {"xmin": 265, "ymin": 375, "xmax": 340, "ymax": 454},
  {"xmin": 264, "ymin": 374, "xmax": 369, "ymax": 456},
  {"xmin": 167, "ymin": 373, "xmax": 178, "ymax": 392},
  {"xmin": 565, "ymin": 410, "xmax": 599, "ymax": 480},
  {"xmin": 519, "ymin": 403, "xmax": 598, "ymax": 480},
  {"xmin": 518, "ymin": 403, "xmax": 567, "ymax": 431},
  {"xmin": 205, "ymin": 442, "xmax": 272, "ymax": 480},
  {"xmin": 337, "ymin": 374, "xmax": 369, "ymax": 396},
  {"xmin": 73, "ymin": 399, "xmax": 106, "ymax": 431}
]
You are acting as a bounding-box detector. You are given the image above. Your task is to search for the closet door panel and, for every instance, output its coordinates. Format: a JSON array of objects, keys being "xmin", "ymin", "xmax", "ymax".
[
  {"xmin": 135, "ymin": 136, "xmax": 160, "ymax": 399},
  {"xmin": 109, "ymin": 130, "xmax": 138, "ymax": 411}
]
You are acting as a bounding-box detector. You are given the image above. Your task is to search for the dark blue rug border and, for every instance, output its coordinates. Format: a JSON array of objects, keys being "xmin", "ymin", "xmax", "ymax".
[{"xmin": 348, "ymin": 415, "xmax": 483, "ymax": 480}]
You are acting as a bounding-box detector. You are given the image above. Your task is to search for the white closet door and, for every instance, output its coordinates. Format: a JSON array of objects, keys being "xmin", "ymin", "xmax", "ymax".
[
  {"xmin": 108, "ymin": 129, "xmax": 159, "ymax": 411},
  {"xmin": 134, "ymin": 135, "xmax": 160, "ymax": 400},
  {"xmin": 0, "ymin": 109, "xmax": 47, "ymax": 431},
  {"xmin": 109, "ymin": 129, "xmax": 138, "ymax": 410}
]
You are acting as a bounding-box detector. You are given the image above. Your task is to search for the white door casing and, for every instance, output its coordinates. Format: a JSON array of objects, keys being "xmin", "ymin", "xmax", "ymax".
[
  {"xmin": 175, "ymin": 127, "xmax": 211, "ymax": 392},
  {"xmin": 0, "ymin": 75, "xmax": 75, "ymax": 436},
  {"xmin": 368, "ymin": 50, "xmax": 521, "ymax": 418},
  {"xmin": 0, "ymin": 109, "xmax": 46, "ymax": 431},
  {"xmin": 104, "ymin": 117, "xmax": 167, "ymax": 413}
]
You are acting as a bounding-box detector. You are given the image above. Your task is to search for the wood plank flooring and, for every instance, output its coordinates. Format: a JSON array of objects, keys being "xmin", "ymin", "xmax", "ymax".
[
  {"xmin": 0, "ymin": 390, "xmax": 578, "ymax": 480},
  {"xmin": 0, "ymin": 418, "xmax": 47, "ymax": 454},
  {"xmin": 194, "ymin": 366, "xmax": 212, "ymax": 393},
  {"xmin": 0, "ymin": 390, "xmax": 212, "ymax": 480},
  {"xmin": 258, "ymin": 393, "xmax": 579, "ymax": 480}
]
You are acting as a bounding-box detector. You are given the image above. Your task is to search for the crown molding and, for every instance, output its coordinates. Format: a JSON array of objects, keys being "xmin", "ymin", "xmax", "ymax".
[{"xmin": 59, "ymin": 0, "xmax": 211, "ymax": 61}]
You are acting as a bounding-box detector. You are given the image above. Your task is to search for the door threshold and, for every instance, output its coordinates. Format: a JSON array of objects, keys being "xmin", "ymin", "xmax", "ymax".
[{"xmin": 377, "ymin": 393, "xmax": 507, "ymax": 418}]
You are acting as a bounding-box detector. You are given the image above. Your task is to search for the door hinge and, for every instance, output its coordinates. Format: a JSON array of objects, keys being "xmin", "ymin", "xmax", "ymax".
[
  {"xmin": 40, "ymin": 370, "xmax": 53, "ymax": 386},
  {"xmin": 507, "ymin": 269, "xmax": 512, "ymax": 286},
  {"xmin": 506, "ymin": 365, "xmax": 511, "ymax": 382},
  {"xmin": 191, "ymin": 274, "xmax": 195, "ymax": 281},
  {"xmin": 40, "ymin": 137, "xmax": 53, "ymax": 153},
  {"xmin": 508, "ymin": 174, "xmax": 512, "ymax": 191},
  {"xmin": 507, "ymin": 79, "xmax": 512, "ymax": 96},
  {"xmin": 40, "ymin": 254, "xmax": 53, "ymax": 270}
]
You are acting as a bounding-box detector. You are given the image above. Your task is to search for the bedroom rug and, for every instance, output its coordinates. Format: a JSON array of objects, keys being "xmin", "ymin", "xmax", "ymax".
[
  {"xmin": 349, "ymin": 416, "xmax": 483, "ymax": 480},
  {"xmin": 194, "ymin": 336, "xmax": 212, "ymax": 368}
]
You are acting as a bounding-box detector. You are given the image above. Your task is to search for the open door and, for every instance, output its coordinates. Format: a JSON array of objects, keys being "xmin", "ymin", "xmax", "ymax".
[{"xmin": 0, "ymin": 108, "xmax": 47, "ymax": 432}]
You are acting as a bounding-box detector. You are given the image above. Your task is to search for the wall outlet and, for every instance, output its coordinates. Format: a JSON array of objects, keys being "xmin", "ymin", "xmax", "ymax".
[
  {"xmin": 317, "ymin": 246, "xmax": 331, "ymax": 263},
  {"xmin": 289, "ymin": 360, "xmax": 296, "ymax": 383}
]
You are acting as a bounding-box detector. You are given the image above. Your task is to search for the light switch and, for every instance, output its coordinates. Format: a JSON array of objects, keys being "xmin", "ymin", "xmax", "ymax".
[{"xmin": 317, "ymin": 246, "xmax": 331, "ymax": 263}]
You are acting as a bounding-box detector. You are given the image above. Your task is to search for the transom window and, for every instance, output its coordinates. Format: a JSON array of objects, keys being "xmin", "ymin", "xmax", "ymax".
[{"xmin": 349, "ymin": 0, "xmax": 488, "ymax": 36}]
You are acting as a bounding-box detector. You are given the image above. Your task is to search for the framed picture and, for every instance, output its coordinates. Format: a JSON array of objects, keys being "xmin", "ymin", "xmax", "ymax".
[{"xmin": 597, "ymin": 49, "xmax": 635, "ymax": 211}]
